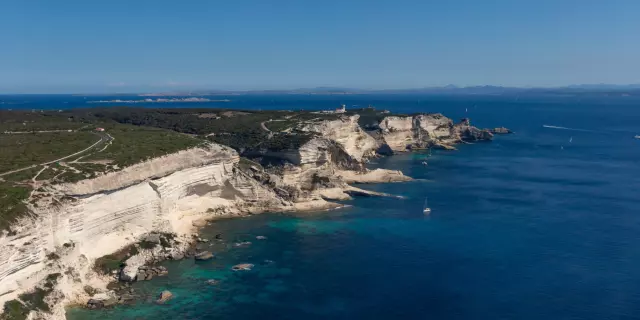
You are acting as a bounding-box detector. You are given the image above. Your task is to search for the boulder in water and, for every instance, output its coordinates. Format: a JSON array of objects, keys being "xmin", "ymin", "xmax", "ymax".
[
  {"xmin": 490, "ymin": 127, "xmax": 513, "ymax": 134},
  {"xmin": 231, "ymin": 263, "xmax": 254, "ymax": 271},
  {"xmin": 156, "ymin": 290, "xmax": 173, "ymax": 304},
  {"xmin": 194, "ymin": 251, "xmax": 214, "ymax": 261},
  {"xmin": 87, "ymin": 293, "xmax": 117, "ymax": 309}
]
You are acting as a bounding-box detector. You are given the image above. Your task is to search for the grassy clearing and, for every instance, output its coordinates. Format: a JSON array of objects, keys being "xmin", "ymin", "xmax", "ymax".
[
  {"xmin": 84, "ymin": 124, "xmax": 204, "ymax": 168},
  {"xmin": 0, "ymin": 132, "xmax": 98, "ymax": 173}
]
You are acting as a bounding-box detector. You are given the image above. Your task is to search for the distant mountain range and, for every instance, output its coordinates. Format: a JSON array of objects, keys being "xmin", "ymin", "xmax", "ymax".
[{"xmin": 139, "ymin": 84, "xmax": 640, "ymax": 97}]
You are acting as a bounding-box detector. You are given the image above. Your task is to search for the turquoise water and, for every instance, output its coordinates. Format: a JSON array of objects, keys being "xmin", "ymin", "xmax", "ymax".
[{"xmin": 59, "ymin": 97, "xmax": 640, "ymax": 319}]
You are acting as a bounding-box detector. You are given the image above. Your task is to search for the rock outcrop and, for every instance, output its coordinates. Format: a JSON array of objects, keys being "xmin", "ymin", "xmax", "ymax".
[
  {"xmin": 490, "ymin": 127, "xmax": 513, "ymax": 134},
  {"xmin": 376, "ymin": 114, "xmax": 492, "ymax": 152},
  {"xmin": 299, "ymin": 115, "xmax": 378, "ymax": 161}
]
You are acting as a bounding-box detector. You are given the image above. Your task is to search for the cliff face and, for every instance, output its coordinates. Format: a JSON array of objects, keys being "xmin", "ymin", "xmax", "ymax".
[
  {"xmin": 0, "ymin": 134, "xmax": 408, "ymax": 318},
  {"xmin": 244, "ymin": 137, "xmax": 360, "ymax": 170},
  {"xmin": 377, "ymin": 114, "xmax": 492, "ymax": 152},
  {"xmin": 0, "ymin": 143, "xmax": 288, "ymax": 318},
  {"xmin": 299, "ymin": 115, "xmax": 377, "ymax": 161},
  {"xmin": 0, "ymin": 112, "xmax": 494, "ymax": 318}
]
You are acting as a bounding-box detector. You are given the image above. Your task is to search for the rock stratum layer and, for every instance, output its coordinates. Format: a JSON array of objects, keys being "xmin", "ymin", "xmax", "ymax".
[{"xmin": 0, "ymin": 113, "xmax": 490, "ymax": 319}]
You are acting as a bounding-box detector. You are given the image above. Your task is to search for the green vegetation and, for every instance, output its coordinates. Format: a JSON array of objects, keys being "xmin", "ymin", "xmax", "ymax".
[
  {"xmin": 158, "ymin": 232, "xmax": 177, "ymax": 248},
  {"xmin": 345, "ymin": 107, "xmax": 405, "ymax": 130},
  {"xmin": 0, "ymin": 273, "xmax": 61, "ymax": 320},
  {"xmin": 238, "ymin": 157, "xmax": 263, "ymax": 172},
  {"xmin": 84, "ymin": 123, "xmax": 204, "ymax": 168},
  {"xmin": 264, "ymin": 120, "xmax": 297, "ymax": 132},
  {"xmin": 1, "ymin": 299, "xmax": 30, "ymax": 320},
  {"xmin": 258, "ymin": 133, "xmax": 316, "ymax": 151},
  {"xmin": 1, "ymin": 167, "xmax": 41, "ymax": 183},
  {"xmin": 0, "ymin": 110, "xmax": 85, "ymax": 132},
  {"xmin": 68, "ymin": 107, "xmax": 338, "ymax": 152},
  {"xmin": 34, "ymin": 167, "xmax": 60, "ymax": 181},
  {"xmin": 0, "ymin": 183, "xmax": 30, "ymax": 231},
  {"xmin": 138, "ymin": 240, "xmax": 157, "ymax": 249},
  {"xmin": 0, "ymin": 132, "xmax": 98, "ymax": 173},
  {"xmin": 93, "ymin": 244, "xmax": 139, "ymax": 274},
  {"xmin": 46, "ymin": 252, "xmax": 60, "ymax": 260}
]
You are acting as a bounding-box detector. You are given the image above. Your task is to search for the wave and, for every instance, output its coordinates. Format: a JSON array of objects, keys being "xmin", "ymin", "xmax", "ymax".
[{"xmin": 88, "ymin": 98, "xmax": 230, "ymax": 104}]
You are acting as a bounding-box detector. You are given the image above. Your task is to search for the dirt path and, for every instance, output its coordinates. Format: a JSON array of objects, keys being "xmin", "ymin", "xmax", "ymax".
[
  {"xmin": 0, "ymin": 132, "xmax": 107, "ymax": 177},
  {"xmin": 29, "ymin": 166, "xmax": 49, "ymax": 198},
  {"xmin": 2, "ymin": 130, "xmax": 75, "ymax": 134},
  {"xmin": 260, "ymin": 119, "xmax": 287, "ymax": 133}
]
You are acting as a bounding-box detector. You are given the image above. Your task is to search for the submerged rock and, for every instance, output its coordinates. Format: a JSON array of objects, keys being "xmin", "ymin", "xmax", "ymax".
[
  {"xmin": 86, "ymin": 299, "xmax": 104, "ymax": 309},
  {"xmin": 231, "ymin": 263, "xmax": 254, "ymax": 271},
  {"xmin": 233, "ymin": 241, "xmax": 252, "ymax": 247},
  {"xmin": 206, "ymin": 279, "xmax": 220, "ymax": 285},
  {"xmin": 170, "ymin": 251, "xmax": 184, "ymax": 260},
  {"xmin": 136, "ymin": 270, "xmax": 147, "ymax": 281},
  {"xmin": 156, "ymin": 290, "xmax": 173, "ymax": 304},
  {"xmin": 490, "ymin": 127, "xmax": 513, "ymax": 134},
  {"xmin": 87, "ymin": 293, "xmax": 117, "ymax": 309},
  {"xmin": 194, "ymin": 251, "xmax": 214, "ymax": 261},
  {"xmin": 118, "ymin": 294, "xmax": 135, "ymax": 304}
]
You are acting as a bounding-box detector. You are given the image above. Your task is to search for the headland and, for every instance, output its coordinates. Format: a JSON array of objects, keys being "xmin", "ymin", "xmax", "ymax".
[{"xmin": 0, "ymin": 106, "xmax": 503, "ymax": 320}]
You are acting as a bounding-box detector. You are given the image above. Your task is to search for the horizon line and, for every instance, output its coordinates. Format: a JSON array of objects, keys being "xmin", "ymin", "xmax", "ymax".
[{"xmin": 3, "ymin": 83, "xmax": 640, "ymax": 95}]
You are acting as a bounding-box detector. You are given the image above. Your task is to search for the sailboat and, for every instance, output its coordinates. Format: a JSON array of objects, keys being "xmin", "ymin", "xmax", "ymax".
[
  {"xmin": 569, "ymin": 137, "xmax": 573, "ymax": 143},
  {"xmin": 423, "ymin": 197, "xmax": 431, "ymax": 214}
]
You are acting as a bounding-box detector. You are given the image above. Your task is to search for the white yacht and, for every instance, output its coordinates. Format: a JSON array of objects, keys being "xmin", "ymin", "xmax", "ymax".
[{"xmin": 423, "ymin": 197, "xmax": 431, "ymax": 214}]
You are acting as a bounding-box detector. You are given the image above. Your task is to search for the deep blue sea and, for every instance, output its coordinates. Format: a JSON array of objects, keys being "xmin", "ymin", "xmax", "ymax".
[{"xmin": 3, "ymin": 94, "xmax": 639, "ymax": 319}]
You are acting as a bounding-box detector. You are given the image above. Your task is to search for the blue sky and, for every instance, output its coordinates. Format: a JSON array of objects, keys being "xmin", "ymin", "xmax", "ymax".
[{"xmin": 1, "ymin": 0, "xmax": 639, "ymax": 93}]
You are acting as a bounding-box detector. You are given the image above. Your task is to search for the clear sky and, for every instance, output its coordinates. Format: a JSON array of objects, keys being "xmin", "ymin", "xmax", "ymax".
[{"xmin": 1, "ymin": 0, "xmax": 639, "ymax": 93}]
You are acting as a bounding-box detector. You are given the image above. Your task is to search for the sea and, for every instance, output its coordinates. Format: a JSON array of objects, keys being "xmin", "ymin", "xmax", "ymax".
[{"xmin": 2, "ymin": 94, "xmax": 640, "ymax": 319}]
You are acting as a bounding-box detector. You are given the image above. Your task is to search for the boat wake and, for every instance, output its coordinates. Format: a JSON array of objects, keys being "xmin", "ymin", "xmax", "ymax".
[{"xmin": 542, "ymin": 125, "xmax": 594, "ymax": 132}]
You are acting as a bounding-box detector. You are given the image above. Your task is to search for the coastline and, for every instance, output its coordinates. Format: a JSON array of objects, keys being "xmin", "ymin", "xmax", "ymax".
[{"xmin": 0, "ymin": 110, "xmax": 498, "ymax": 320}]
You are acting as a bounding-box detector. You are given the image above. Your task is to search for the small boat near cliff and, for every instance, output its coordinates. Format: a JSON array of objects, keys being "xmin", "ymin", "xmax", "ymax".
[{"xmin": 634, "ymin": 135, "xmax": 640, "ymax": 139}]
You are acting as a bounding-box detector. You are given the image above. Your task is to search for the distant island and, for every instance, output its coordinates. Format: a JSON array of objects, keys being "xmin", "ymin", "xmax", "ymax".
[{"xmin": 130, "ymin": 84, "xmax": 640, "ymax": 98}]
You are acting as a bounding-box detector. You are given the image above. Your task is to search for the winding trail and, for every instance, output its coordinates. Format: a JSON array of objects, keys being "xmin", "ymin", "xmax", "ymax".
[
  {"xmin": 0, "ymin": 132, "xmax": 108, "ymax": 178},
  {"xmin": 260, "ymin": 119, "xmax": 288, "ymax": 135}
]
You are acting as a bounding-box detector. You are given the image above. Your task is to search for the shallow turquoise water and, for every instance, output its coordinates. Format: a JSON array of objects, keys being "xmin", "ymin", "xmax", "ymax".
[{"xmin": 66, "ymin": 97, "xmax": 640, "ymax": 319}]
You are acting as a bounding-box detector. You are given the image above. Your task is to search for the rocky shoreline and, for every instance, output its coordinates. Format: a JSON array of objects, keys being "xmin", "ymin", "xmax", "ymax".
[{"xmin": 0, "ymin": 112, "xmax": 503, "ymax": 320}]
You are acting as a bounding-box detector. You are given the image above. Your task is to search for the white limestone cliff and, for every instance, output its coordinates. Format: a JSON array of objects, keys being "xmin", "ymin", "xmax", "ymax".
[
  {"xmin": 299, "ymin": 115, "xmax": 378, "ymax": 161},
  {"xmin": 377, "ymin": 114, "xmax": 491, "ymax": 152},
  {"xmin": 0, "ymin": 134, "xmax": 410, "ymax": 319},
  {"xmin": 0, "ymin": 143, "xmax": 292, "ymax": 319}
]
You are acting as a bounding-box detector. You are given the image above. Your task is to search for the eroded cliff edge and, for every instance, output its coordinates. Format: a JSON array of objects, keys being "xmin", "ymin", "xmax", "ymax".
[{"xmin": 0, "ymin": 111, "xmax": 493, "ymax": 319}]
